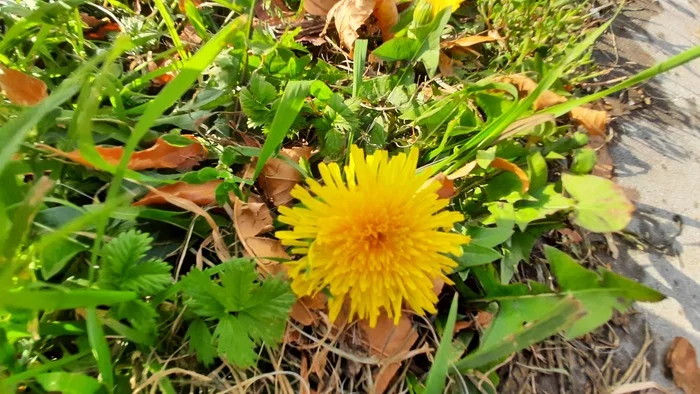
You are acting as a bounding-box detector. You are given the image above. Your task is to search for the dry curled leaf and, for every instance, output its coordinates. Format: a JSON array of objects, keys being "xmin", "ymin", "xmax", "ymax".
[
  {"xmin": 666, "ymin": 337, "xmax": 700, "ymax": 394},
  {"xmin": 259, "ymin": 146, "xmax": 312, "ymax": 206},
  {"xmin": 497, "ymin": 74, "xmax": 608, "ymax": 135},
  {"xmin": 490, "ymin": 157, "xmax": 530, "ymax": 193},
  {"xmin": 80, "ymin": 13, "xmax": 120, "ymax": 40},
  {"xmin": 448, "ymin": 160, "xmax": 478, "ymax": 180},
  {"xmin": 373, "ymin": 0, "xmax": 398, "ymax": 42},
  {"xmin": 133, "ymin": 180, "xmax": 221, "ymax": 207},
  {"xmin": 432, "ymin": 173, "xmax": 456, "ymax": 199},
  {"xmin": 38, "ymin": 135, "xmax": 207, "ymax": 171},
  {"xmin": 360, "ymin": 314, "xmax": 419, "ymax": 394},
  {"xmin": 0, "ymin": 65, "xmax": 48, "ymax": 106},
  {"xmin": 474, "ymin": 310, "xmax": 493, "ymax": 328},
  {"xmin": 441, "ymin": 35, "xmax": 496, "ymax": 49},
  {"xmin": 304, "ymin": 0, "xmax": 338, "ymax": 16},
  {"xmin": 571, "ymin": 105, "xmax": 608, "ymax": 136},
  {"xmin": 326, "ymin": 0, "xmax": 376, "ymax": 51},
  {"xmin": 438, "ymin": 51, "xmax": 456, "ymax": 77},
  {"xmin": 289, "ymin": 294, "xmax": 328, "ymax": 326},
  {"xmin": 236, "ymin": 200, "xmax": 274, "ymax": 240},
  {"xmin": 178, "ymin": 0, "xmax": 202, "ymax": 13}
]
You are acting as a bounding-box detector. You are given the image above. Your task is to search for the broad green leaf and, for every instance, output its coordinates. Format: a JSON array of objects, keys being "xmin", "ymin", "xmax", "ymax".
[
  {"xmin": 500, "ymin": 229, "xmax": 542, "ymax": 284},
  {"xmin": 424, "ymin": 294, "xmax": 458, "ymax": 393},
  {"xmin": 570, "ymin": 148, "xmax": 597, "ymax": 174},
  {"xmin": 562, "ymin": 173, "xmax": 634, "ymax": 232},
  {"xmin": 186, "ymin": 319, "xmax": 216, "ymax": 367},
  {"xmin": 37, "ymin": 372, "xmax": 102, "ymax": 394},
  {"xmin": 252, "ymin": 81, "xmax": 310, "ymax": 181},
  {"xmin": 526, "ymin": 151, "xmax": 547, "ymax": 191},
  {"xmin": 161, "ymin": 133, "xmax": 197, "ymax": 147},
  {"xmin": 510, "ymin": 185, "xmax": 574, "ymax": 230},
  {"xmin": 456, "ymin": 244, "xmax": 502, "ymax": 267},
  {"xmin": 40, "ymin": 238, "xmax": 87, "ymax": 279},
  {"xmin": 372, "ymin": 36, "xmax": 421, "ymax": 61},
  {"xmin": 545, "ymin": 246, "xmax": 664, "ymax": 338},
  {"xmin": 467, "ymin": 225, "xmax": 514, "ymax": 248},
  {"xmin": 456, "ymin": 297, "xmax": 583, "ymax": 371}
]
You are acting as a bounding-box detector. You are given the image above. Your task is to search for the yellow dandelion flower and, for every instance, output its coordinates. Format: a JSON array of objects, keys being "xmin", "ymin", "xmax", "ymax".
[
  {"xmin": 428, "ymin": 0, "xmax": 463, "ymax": 17},
  {"xmin": 276, "ymin": 145, "xmax": 470, "ymax": 327}
]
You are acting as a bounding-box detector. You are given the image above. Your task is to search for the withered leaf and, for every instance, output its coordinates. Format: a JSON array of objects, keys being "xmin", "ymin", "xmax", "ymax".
[
  {"xmin": 360, "ymin": 314, "xmax": 419, "ymax": 394},
  {"xmin": 490, "ymin": 157, "xmax": 530, "ymax": 194},
  {"xmin": 373, "ymin": 0, "xmax": 398, "ymax": 42},
  {"xmin": 259, "ymin": 146, "xmax": 312, "ymax": 206},
  {"xmin": 0, "ymin": 65, "xmax": 48, "ymax": 106},
  {"xmin": 666, "ymin": 337, "xmax": 700, "ymax": 394},
  {"xmin": 133, "ymin": 180, "xmax": 221, "ymax": 207},
  {"xmin": 39, "ymin": 135, "xmax": 207, "ymax": 171},
  {"xmin": 326, "ymin": 0, "xmax": 376, "ymax": 51},
  {"xmin": 441, "ymin": 35, "xmax": 496, "ymax": 49}
]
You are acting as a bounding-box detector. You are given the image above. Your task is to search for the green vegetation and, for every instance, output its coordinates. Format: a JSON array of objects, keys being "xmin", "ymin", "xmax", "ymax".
[{"xmin": 1, "ymin": 0, "xmax": 699, "ymax": 392}]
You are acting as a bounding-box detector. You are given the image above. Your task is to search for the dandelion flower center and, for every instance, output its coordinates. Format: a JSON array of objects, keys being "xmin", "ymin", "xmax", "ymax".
[{"xmin": 276, "ymin": 146, "xmax": 470, "ymax": 327}]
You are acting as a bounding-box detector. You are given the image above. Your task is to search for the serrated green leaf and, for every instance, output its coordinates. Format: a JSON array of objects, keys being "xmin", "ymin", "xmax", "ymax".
[
  {"xmin": 181, "ymin": 269, "xmax": 228, "ymax": 318},
  {"xmin": 239, "ymin": 74, "xmax": 278, "ymax": 128},
  {"xmin": 218, "ymin": 260, "xmax": 258, "ymax": 311},
  {"xmin": 215, "ymin": 315, "xmax": 257, "ymax": 367},
  {"xmin": 562, "ymin": 173, "xmax": 634, "ymax": 232},
  {"xmin": 186, "ymin": 319, "xmax": 216, "ymax": 367}
]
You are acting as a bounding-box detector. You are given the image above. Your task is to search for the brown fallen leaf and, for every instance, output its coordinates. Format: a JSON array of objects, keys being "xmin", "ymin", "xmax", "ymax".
[
  {"xmin": 80, "ymin": 13, "xmax": 121, "ymax": 40},
  {"xmin": 666, "ymin": 337, "xmax": 700, "ymax": 394},
  {"xmin": 360, "ymin": 314, "xmax": 419, "ymax": 394},
  {"xmin": 490, "ymin": 157, "xmax": 530, "ymax": 194},
  {"xmin": 432, "ymin": 173, "xmax": 456, "ymax": 199},
  {"xmin": 289, "ymin": 294, "xmax": 328, "ymax": 326},
  {"xmin": 497, "ymin": 74, "xmax": 608, "ymax": 136},
  {"xmin": 474, "ymin": 310, "xmax": 493, "ymax": 328},
  {"xmin": 558, "ymin": 228, "xmax": 583, "ymax": 244},
  {"xmin": 259, "ymin": 146, "xmax": 313, "ymax": 206},
  {"xmin": 38, "ymin": 135, "xmax": 207, "ymax": 171},
  {"xmin": 148, "ymin": 58, "xmax": 177, "ymax": 86},
  {"xmin": 453, "ymin": 320, "xmax": 473, "ymax": 334},
  {"xmin": 588, "ymin": 135, "xmax": 613, "ymax": 179},
  {"xmin": 235, "ymin": 200, "xmax": 274, "ymax": 239},
  {"xmin": 133, "ymin": 180, "xmax": 221, "ymax": 206},
  {"xmin": 438, "ymin": 51, "xmax": 456, "ymax": 77},
  {"xmin": 0, "ymin": 65, "xmax": 48, "ymax": 106},
  {"xmin": 304, "ymin": 0, "xmax": 338, "ymax": 16},
  {"xmin": 441, "ymin": 35, "xmax": 496, "ymax": 49},
  {"xmin": 571, "ymin": 105, "xmax": 608, "ymax": 136},
  {"xmin": 326, "ymin": 0, "xmax": 376, "ymax": 51},
  {"xmin": 373, "ymin": 0, "xmax": 398, "ymax": 42},
  {"xmin": 179, "ymin": 24, "xmax": 203, "ymax": 48}
]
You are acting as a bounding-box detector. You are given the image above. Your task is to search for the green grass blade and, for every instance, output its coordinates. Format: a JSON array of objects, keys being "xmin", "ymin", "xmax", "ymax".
[
  {"xmin": 0, "ymin": 350, "xmax": 91, "ymax": 388},
  {"xmin": 0, "ymin": 53, "xmax": 107, "ymax": 172},
  {"xmin": 353, "ymin": 39, "xmax": 368, "ymax": 98},
  {"xmin": 0, "ymin": 289, "xmax": 137, "ymax": 310},
  {"xmin": 86, "ymin": 307, "xmax": 114, "ymax": 388},
  {"xmin": 455, "ymin": 296, "xmax": 583, "ymax": 371},
  {"xmin": 541, "ymin": 44, "xmax": 700, "ymax": 117},
  {"xmin": 424, "ymin": 294, "xmax": 459, "ymax": 393},
  {"xmin": 252, "ymin": 81, "xmax": 311, "ymax": 181},
  {"xmin": 153, "ymin": 0, "xmax": 189, "ymax": 60}
]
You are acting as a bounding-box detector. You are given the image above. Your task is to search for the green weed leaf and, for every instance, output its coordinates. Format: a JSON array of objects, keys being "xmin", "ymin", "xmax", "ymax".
[
  {"xmin": 186, "ymin": 319, "xmax": 216, "ymax": 367},
  {"xmin": 562, "ymin": 173, "xmax": 634, "ymax": 232}
]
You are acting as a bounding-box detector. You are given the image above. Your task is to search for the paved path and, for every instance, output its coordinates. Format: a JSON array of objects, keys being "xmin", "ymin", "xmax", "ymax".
[{"xmin": 598, "ymin": 0, "xmax": 700, "ymax": 388}]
